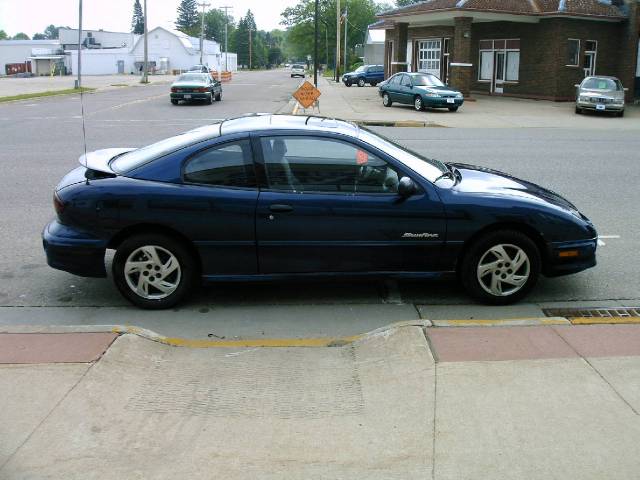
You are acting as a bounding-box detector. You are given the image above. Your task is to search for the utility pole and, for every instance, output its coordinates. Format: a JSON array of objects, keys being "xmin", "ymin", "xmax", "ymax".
[
  {"xmin": 335, "ymin": 0, "xmax": 340, "ymax": 82},
  {"xmin": 219, "ymin": 6, "xmax": 232, "ymax": 72},
  {"xmin": 76, "ymin": 0, "xmax": 82, "ymax": 88},
  {"xmin": 343, "ymin": 4, "xmax": 348, "ymax": 75},
  {"xmin": 198, "ymin": 2, "xmax": 210, "ymax": 66},
  {"xmin": 249, "ymin": 26, "xmax": 253, "ymax": 70},
  {"xmin": 314, "ymin": 0, "xmax": 318, "ymax": 86},
  {"xmin": 142, "ymin": 0, "xmax": 148, "ymax": 83}
]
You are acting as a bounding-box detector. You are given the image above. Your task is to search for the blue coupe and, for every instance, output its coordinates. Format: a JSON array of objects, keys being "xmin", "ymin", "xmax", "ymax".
[{"xmin": 43, "ymin": 115, "xmax": 597, "ymax": 309}]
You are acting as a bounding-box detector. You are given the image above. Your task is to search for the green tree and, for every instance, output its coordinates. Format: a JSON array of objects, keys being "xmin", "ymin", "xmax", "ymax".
[
  {"xmin": 176, "ymin": 0, "xmax": 199, "ymax": 36},
  {"xmin": 12, "ymin": 32, "xmax": 30, "ymax": 40},
  {"xmin": 131, "ymin": 0, "xmax": 145, "ymax": 35},
  {"xmin": 395, "ymin": 0, "xmax": 421, "ymax": 6},
  {"xmin": 44, "ymin": 24, "xmax": 60, "ymax": 39},
  {"xmin": 203, "ymin": 8, "xmax": 233, "ymax": 43},
  {"xmin": 33, "ymin": 33, "xmax": 46, "ymax": 40},
  {"xmin": 234, "ymin": 10, "xmax": 257, "ymax": 68},
  {"xmin": 0, "ymin": 30, "xmax": 7, "ymax": 40}
]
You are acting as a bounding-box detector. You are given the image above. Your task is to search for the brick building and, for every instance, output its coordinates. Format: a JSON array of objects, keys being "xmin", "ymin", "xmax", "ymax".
[{"xmin": 374, "ymin": 0, "xmax": 639, "ymax": 101}]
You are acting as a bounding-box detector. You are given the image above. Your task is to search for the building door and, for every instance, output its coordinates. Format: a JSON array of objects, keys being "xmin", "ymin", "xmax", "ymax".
[
  {"xmin": 417, "ymin": 39, "xmax": 441, "ymax": 78},
  {"xmin": 583, "ymin": 40, "xmax": 597, "ymax": 77},
  {"xmin": 117, "ymin": 60, "xmax": 125, "ymax": 74},
  {"xmin": 493, "ymin": 51, "xmax": 506, "ymax": 94}
]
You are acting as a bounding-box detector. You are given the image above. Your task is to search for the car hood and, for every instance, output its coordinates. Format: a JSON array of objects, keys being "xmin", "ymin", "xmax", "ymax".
[
  {"xmin": 579, "ymin": 89, "xmax": 623, "ymax": 98},
  {"xmin": 449, "ymin": 163, "xmax": 578, "ymax": 212},
  {"xmin": 414, "ymin": 85, "xmax": 460, "ymax": 95}
]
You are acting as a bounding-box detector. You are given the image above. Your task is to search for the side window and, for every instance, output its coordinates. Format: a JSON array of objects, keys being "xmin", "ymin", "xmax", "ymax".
[
  {"xmin": 183, "ymin": 139, "xmax": 256, "ymax": 188},
  {"xmin": 389, "ymin": 74, "xmax": 400, "ymax": 85},
  {"xmin": 260, "ymin": 136, "xmax": 401, "ymax": 195},
  {"xmin": 401, "ymin": 75, "xmax": 412, "ymax": 87}
]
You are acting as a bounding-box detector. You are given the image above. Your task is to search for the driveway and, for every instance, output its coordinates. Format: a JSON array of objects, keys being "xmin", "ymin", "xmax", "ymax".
[{"xmin": 307, "ymin": 76, "xmax": 640, "ymax": 129}]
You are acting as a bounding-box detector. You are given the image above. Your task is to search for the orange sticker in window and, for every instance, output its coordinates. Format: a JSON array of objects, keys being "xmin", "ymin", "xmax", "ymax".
[{"xmin": 356, "ymin": 149, "xmax": 369, "ymax": 165}]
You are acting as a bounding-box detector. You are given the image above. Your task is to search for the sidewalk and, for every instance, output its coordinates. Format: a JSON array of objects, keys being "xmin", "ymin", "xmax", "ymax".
[
  {"xmin": 1, "ymin": 321, "xmax": 640, "ymax": 479},
  {"xmin": 301, "ymin": 76, "xmax": 640, "ymax": 129}
]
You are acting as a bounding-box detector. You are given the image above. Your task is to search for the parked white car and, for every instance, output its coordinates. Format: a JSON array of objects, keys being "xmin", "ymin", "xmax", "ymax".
[
  {"xmin": 575, "ymin": 76, "xmax": 627, "ymax": 117},
  {"xmin": 290, "ymin": 64, "xmax": 306, "ymax": 78}
]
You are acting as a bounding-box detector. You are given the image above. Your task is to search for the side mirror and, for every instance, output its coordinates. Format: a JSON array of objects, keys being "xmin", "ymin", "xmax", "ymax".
[
  {"xmin": 398, "ymin": 176, "xmax": 417, "ymax": 198},
  {"xmin": 574, "ymin": 84, "xmax": 580, "ymax": 88}
]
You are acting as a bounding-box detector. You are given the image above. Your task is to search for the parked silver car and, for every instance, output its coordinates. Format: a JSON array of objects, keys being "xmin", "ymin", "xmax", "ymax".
[{"xmin": 575, "ymin": 76, "xmax": 627, "ymax": 117}]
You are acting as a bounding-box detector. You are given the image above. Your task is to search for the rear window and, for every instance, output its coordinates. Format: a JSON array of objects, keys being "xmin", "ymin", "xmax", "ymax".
[
  {"xmin": 178, "ymin": 73, "xmax": 208, "ymax": 82},
  {"xmin": 111, "ymin": 124, "xmax": 221, "ymax": 173}
]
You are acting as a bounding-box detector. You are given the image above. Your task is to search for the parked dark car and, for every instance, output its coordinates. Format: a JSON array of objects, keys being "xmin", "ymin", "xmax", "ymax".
[
  {"xmin": 380, "ymin": 72, "xmax": 464, "ymax": 112},
  {"xmin": 342, "ymin": 65, "xmax": 384, "ymax": 87},
  {"xmin": 170, "ymin": 73, "xmax": 222, "ymax": 105},
  {"xmin": 43, "ymin": 115, "xmax": 597, "ymax": 309}
]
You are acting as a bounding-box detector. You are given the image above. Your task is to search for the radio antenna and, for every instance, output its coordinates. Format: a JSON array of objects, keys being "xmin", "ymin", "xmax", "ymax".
[{"xmin": 76, "ymin": 0, "xmax": 88, "ymax": 182}]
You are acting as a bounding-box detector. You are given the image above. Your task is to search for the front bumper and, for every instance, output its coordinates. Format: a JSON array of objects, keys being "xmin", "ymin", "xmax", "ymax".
[
  {"xmin": 42, "ymin": 220, "xmax": 107, "ymax": 278},
  {"xmin": 543, "ymin": 237, "xmax": 597, "ymax": 277},
  {"xmin": 170, "ymin": 92, "xmax": 210, "ymax": 101},
  {"xmin": 576, "ymin": 100, "xmax": 624, "ymax": 112},
  {"xmin": 423, "ymin": 96, "xmax": 464, "ymax": 108}
]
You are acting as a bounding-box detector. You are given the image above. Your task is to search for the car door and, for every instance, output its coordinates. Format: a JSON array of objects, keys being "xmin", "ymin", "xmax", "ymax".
[
  {"xmin": 254, "ymin": 133, "xmax": 446, "ymax": 274},
  {"xmin": 398, "ymin": 74, "xmax": 413, "ymax": 104},
  {"xmin": 386, "ymin": 74, "xmax": 401, "ymax": 102}
]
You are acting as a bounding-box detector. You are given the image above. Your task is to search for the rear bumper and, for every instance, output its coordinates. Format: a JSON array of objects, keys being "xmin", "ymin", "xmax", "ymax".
[
  {"xmin": 42, "ymin": 220, "xmax": 107, "ymax": 278},
  {"xmin": 170, "ymin": 92, "xmax": 210, "ymax": 101},
  {"xmin": 543, "ymin": 237, "xmax": 597, "ymax": 277}
]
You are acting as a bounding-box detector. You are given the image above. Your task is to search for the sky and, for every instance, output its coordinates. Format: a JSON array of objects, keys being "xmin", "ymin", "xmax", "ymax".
[{"xmin": 0, "ymin": 0, "xmax": 300, "ymax": 37}]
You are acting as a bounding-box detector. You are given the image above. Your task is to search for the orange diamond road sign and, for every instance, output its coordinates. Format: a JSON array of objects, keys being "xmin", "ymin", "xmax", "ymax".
[{"xmin": 293, "ymin": 81, "xmax": 321, "ymax": 109}]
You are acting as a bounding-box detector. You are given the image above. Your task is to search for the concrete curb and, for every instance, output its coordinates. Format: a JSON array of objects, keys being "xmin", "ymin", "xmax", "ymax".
[{"xmin": 431, "ymin": 317, "xmax": 570, "ymax": 327}]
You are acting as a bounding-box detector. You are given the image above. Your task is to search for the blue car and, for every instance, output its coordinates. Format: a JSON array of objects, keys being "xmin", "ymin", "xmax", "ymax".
[
  {"xmin": 342, "ymin": 65, "xmax": 384, "ymax": 87},
  {"xmin": 380, "ymin": 72, "xmax": 464, "ymax": 112},
  {"xmin": 43, "ymin": 114, "xmax": 597, "ymax": 309}
]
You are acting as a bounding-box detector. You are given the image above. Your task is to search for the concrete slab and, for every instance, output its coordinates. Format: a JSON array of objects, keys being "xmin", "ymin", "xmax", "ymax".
[
  {"xmin": 418, "ymin": 303, "xmax": 545, "ymax": 321},
  {"xmin": 0, "ymin": 363, "xmax": 89, "ymax": 466},
  {"xmin": 435, "ymin": 359, "xmax": 640, "ymax": 480},
  {"xmin": 426, "ymin": 326, "xmax": 578, "ymax": 362},
  {"xmin": 0, "ymin": 333, "xmax": 117, "ymax": 364},
  {"xmin": 0, "ymin": 327, "xmax": 435, "ymax": 479},
  {"xmin": 589, "ymin": 356, "xmax": 640, "ymax": 413},
  {"xmin": 553, "ymin": 324, "xmax": 640, "ymax": 357}
]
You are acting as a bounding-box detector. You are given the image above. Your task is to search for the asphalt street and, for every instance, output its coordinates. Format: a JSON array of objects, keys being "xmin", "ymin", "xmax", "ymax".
[{"xmin": 0, "ymin": 69, "xmax": 638, "ymax": 339}]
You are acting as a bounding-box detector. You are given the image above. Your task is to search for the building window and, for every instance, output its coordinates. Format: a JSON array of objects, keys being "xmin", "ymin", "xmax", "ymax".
[
  {"xmin": 417, "ymin": 39, "xmax": 441, "ymax": 76},
  {"xmin": 478, "ymin": 39, "xmax": 520, "ymax": 83},
  {"xmin": 506, "ymin": 51, "xmax": 520, "ymax": 81},
  {"xmin": 479, "ymin": 51, "xmax": 493, "ymax": 81},
  {"xmin": 567, "ymin": 39, "xmax": 580, "ymax": 66}
]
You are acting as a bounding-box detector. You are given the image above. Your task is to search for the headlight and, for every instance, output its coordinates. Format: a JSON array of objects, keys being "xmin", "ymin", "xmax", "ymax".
[
  {"xmin": 614, "ymin": 98, "xmax": 625, "ymax": 105},
  {"xmin": 423, "ymin": 91, "xmax": 440, "ymax": 98},
  {"xmin": 455, "ymin": 92, "xmax": 463, "ymax": 98},
  {"xmin": 579, "ymin": 96, "xmax": 589, "ymax": 102}
]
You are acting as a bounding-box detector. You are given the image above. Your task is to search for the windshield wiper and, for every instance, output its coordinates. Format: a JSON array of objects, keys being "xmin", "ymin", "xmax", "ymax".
[{"xmin": 433, "ymin": 163, "xmax": 455, "ymax": 182}]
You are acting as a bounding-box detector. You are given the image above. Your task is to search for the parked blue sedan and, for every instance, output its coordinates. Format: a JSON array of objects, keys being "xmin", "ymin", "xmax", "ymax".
[
  {"xmin": 380, "ymin": 72, "xmax": 464, "ymax": 112},
  {"xmin": 43, "ymin": 115, "xmax": 596, "ymax": 309}
]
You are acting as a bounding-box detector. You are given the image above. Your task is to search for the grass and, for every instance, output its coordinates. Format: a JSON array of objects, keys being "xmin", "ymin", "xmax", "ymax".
[{"xmin": 0, "ymin": 87, "xmax": 96, "ymax": 103}]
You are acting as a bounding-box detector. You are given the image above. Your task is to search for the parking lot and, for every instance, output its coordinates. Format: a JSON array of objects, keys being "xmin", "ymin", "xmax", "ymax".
[{"xmin": 0, "ymin": 69, "xmax": 638, "ymax": 339}]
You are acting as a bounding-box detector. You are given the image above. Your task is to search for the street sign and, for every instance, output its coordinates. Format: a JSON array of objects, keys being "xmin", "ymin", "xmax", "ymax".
[{"xmin": 293, "ymin": 81, "xmax": 321, "ymax": 109}]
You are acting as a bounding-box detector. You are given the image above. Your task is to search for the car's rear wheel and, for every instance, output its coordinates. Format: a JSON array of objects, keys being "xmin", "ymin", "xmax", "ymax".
[
  {"xmin": 383, "ymin": 92, "xmax": 392, "ymax": 107},
  {"xmin": 113, "ymin": 234, "xmax": 197, "ymax": 309},
  {"xmin": 460, "ymin": 230, "xmax": 541, "ymax": 305},
  {"xmin": 414, "ymin": 96, "xmax": 423, "ymax": 111},
  {"xmin": 171, "ymin": 99, "xmax": 179, "ymax": 105},
  {"xmin": 371, "ymin": 81, "xmax": 377, "ymax": 87},
  {"xmin": 448, "ymin": 106, "xmax": 459, "ymax": 112},
  {"xmin": 357, "ymin": 78, "xmax": 366, "ymax": 87},
  {"xmin": 215, "ymin": 92, "xmax": 222, "ymax": 101},
  {"xmin": 345, "ymin": 80, "xmax": 352, "ymax": 87}
]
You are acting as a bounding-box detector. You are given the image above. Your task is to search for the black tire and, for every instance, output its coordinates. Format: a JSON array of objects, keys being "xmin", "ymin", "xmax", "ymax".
[
  {"xmin": 382, "ymin": 92, "xmax": 392, "ymax": 107},
  {"xmin": 357, "ymin": 78, "xmax": 366, "ymax": 87},
  {"xmin": 459, "ymin": 230, "xmax": 541, "ymax": 305},
  {"xmin": 370, "ymin": 81, "xmax": 377, "ymax": 87},
  {"xmin": 448, "ymin": 106, "xmax": 459, "ymax": 112},
  {"xmin": 414, "ymin": 95, "xmax": 424, "ymax": 111},
  {"xmin": 618, "ymin": 110, "xmax": 625, "ymax": 117},
  {"xmin": 113, "ymin": 234, "xmax": 197, "ymax": 309},
  {"xmin": 345, "ymin": 81, "xmax": 352, "ymax": 87},
  {"xmin": 206, "ymin": 93, "xmax": 213, "ymax": 105},
  {"xmin": 575, "ymin": 106, "xmax": 582, "ymax": 114},
  {"xmin": 171, "ymin": 99, "xmax": 179, "ymax": 105},
  {"xmin": 215, "ymin": 92, "xmax": 222, "ymax": 101}
]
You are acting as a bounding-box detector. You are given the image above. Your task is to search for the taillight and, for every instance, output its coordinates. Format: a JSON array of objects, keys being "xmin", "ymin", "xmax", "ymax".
[
  {"xmin": 53, "ymin": 191, "xmax": 65, "ymax": 216},
  {"xmin": 171, "ymin": 87, "xmax": 177, "ymax": 93},
  {"xmin": 197, "ymin": 87, "xmax": 207, "ymax": 93}
]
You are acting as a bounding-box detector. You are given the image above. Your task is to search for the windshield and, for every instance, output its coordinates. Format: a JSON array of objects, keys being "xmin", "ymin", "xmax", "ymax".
[
  {"xmin": 582, "ymin": 78, "xmax": 620, "ymax": 91},
  {"xmin": 412, "ymin": 74, "xmax": 445, "ymax": 87},
  {"xmin": 358, "ymin": 127, "xmax": 448, "ymax": 183},
  {"xmin": 177, "ymin": 74, "xmax": 208, "ymax": 83},
  {"xmin": 111, "ymin": 124, "xmax": 221, "ymax": 173},
  {"xmin": 355, "ymin": 66, "xmax": 366, "ymax": 73}
]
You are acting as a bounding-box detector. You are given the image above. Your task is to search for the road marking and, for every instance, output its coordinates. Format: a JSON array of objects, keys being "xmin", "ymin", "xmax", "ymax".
[
  {"xmin": 598, "ymin": 235, "xmax": 621, "ymax": 246},
  {"xmin": 569, "ymin": 317, "xmax": 640, "ymax": 325}
]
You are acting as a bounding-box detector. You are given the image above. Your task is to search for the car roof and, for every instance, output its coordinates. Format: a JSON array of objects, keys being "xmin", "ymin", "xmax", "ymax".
[{"xmin": 219, "ymin": 114, "xmax": 359, "ymax": 138}]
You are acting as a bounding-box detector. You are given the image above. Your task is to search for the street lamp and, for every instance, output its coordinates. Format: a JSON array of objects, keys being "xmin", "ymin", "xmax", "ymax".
[
  {"xmin": 219, "ymin": 6, "xmax": 232, "ymax": 72},
  {"xmin": 198, "ymin": 2, "xmax": 211, "ymax": 66}
]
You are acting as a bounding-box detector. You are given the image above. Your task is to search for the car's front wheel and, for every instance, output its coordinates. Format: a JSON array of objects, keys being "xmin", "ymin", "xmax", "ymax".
[
  {"xmin": 171, "ymin": 99, "xmax": 179, "ymax": 105},
  {"xmin": 460, "ymin": 230, "xmax": 541, "ymax": 305},
  {"xmin": 357, "ymin": 78, "xmax": 366, "ymax": 87},
  {"xmin": 113, "ymin": 234, "xmax": 197, "ymax": 309},
  {"xmin": 575, "ymin": 106, "xmax": 582, "ymax": 114},
  {"xmin": 414, "ymin": 96, "xmax": 423, "ymax": 111},
  {"xmin": 382, "ymin": 92, "xmax": 392, "ymax": 107},
  {"xmin": 448, "ymin": 106, "xmax": 459, "ymax": 112},
  {"xmin": 215, "ymin": 91, "xmax": 222, "ymax": 101}
]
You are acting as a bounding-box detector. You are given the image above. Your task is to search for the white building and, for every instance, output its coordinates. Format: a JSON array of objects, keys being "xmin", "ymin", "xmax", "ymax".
[{"xmin": 1, "ymin": 26, "xmax": 237, "ymax": 76}]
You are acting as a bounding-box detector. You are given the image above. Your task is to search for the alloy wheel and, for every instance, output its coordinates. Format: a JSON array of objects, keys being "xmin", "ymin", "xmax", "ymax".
[
  {"xmin": 124, "ymin": 245, "xmax": 182, "ymax": 300},
  {"xmin": 476, "ymin": 243, "xmax": 530, "ymax": 297},
  {"xmin": 414, "ymin": 97, "xmax": 423, "ymax": 111}
]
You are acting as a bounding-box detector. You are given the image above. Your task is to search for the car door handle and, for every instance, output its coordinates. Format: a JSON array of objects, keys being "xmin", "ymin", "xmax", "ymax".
[{"xmin": 269, "ymin": 204, "xmax": 294, "ymax": 213}]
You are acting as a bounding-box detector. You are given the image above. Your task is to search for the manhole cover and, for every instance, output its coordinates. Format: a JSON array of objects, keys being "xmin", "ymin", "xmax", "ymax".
[{"xmin": 543, "ymin": 307, "xmax": 640, "ymax": 318}]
